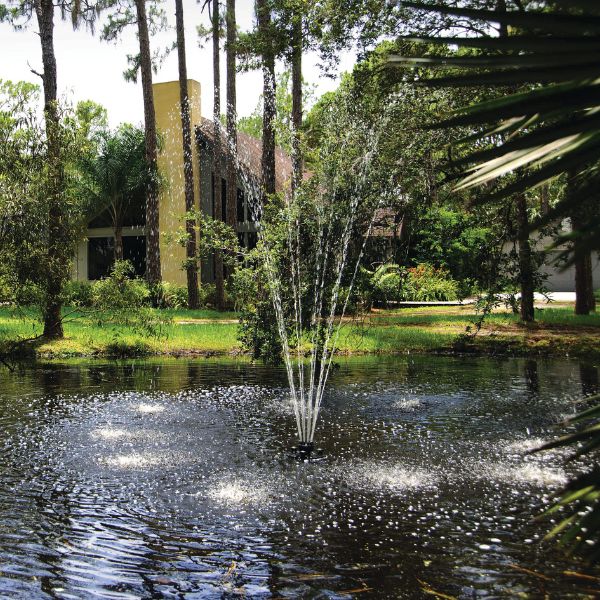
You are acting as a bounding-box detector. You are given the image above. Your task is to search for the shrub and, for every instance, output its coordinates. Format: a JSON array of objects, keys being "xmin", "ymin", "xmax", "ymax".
[
  {"xmin": 156, "ymin": 283, "xmax": 188, "ymax": 309},
  {"xmin": 404, "ymin": 264, "xmax": 458, "ymax": 302},
  {"xmin": 104, "ymin": 339, "xmax": 151, "ymax": 358},
  {"xmin": 91, "ymin": 260, "xmax": 150, "ymax": 310},
  {"xmin": 62, "ymin": 280, "xmax": 94, "ymax": 307},
  {"xmin": 370, "ymin": 264, "xmax": 407, "ymax": 304},
  {"xmin": 201, "ymin": 282, "xmax": 234, "ymax": 310}
]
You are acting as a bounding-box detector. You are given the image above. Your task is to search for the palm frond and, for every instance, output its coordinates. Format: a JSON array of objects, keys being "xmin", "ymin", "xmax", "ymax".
[{"xmin": 393, "ymin": 1, "xmax": 600, "ymax": 256}]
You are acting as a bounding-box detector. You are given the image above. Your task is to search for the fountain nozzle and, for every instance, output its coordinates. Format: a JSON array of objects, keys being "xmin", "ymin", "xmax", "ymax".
[{"xmin": 288, "ymin": 441, "xmax": 324, "ymax": 461}]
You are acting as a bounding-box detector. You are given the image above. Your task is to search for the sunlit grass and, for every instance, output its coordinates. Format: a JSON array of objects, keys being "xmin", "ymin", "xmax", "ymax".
[{"xmin": 0, "ymin": 304, "xmax": 598, "ymax": 359}]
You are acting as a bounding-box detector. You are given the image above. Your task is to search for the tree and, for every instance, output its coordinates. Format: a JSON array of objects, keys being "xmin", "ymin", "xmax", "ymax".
[
  {"xmin": 82, "ymin": 125, "xmax": 148, "ymax": 262},
  {"xmin": 225, "ymin": 0, "xmax": 237, "ymax": 230},
  {"xmin": 256, "ymin": 0, "xmax": 276, "ymax": 197},
  {"xmin": 0, "ymin": 0, "xmax": 103, "ymax": 338},
  {"xmin": 102, "ymin": 0, "xmax": 165, "ymax": 294},
  {"xmin": 175, "ymin": 0, "xmax": 200, "ymax": 309},
  {"xmin": 0, "ymin": 81, "xmax": 102, "ymax": 315},
  {"xmin": 208, "ymin": 0, "xmax": 225, "ymax": 309}
]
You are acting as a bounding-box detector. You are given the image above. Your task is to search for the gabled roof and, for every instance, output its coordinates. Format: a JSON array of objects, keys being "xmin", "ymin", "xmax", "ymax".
[{"xmin": 196, "ymin": 117, "xmax": 294, "ymax": 193}]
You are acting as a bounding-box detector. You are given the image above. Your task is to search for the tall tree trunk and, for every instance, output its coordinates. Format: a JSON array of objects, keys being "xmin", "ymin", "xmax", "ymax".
[
  {"xmin": 516, "ymin": 194, "xmax": 535, "ymax": 322},
  {"xmin": 225, "ymin": 0, "xmax": 237, "ymax": 230},
  {"xmin": 175, "ymin": 0, "xmax": 200, "ymax": 309},
  {"xmin": 572, "ymin": 208, "xmax": 596, "ymax": 315},
  {"xmin": 36, "ymin": 0, "xmax": 64, "ymax": 339},
  {"xmin": 257, "ymin": 0, "xmax": 276, "ymax": 198},
  {"xmin": 212, "ymin": 0, "xmax": 225, "ymax": 310},
  {"xmin": 290, "ymin": 11, "xmax": 302, "ymax": 194},
  {"xmin": 135, "ymin": 0, "xmax": 161, "ymax": 291}
]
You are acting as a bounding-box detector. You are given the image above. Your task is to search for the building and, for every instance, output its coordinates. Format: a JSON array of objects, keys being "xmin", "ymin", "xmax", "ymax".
[{"xmin": 72, "ymin": 79, "xmax": 295, "ymax": 285}]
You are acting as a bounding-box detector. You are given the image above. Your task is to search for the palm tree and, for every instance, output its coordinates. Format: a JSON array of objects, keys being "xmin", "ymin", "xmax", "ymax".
[{"xmin": 83, "ymin": 125, "xmax": 149, "ymax": 263}]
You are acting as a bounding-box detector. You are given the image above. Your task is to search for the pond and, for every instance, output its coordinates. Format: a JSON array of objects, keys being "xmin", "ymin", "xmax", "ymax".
[{"xmin": 0, "ymin": 356, "xmax": 598, "ymax": 598}]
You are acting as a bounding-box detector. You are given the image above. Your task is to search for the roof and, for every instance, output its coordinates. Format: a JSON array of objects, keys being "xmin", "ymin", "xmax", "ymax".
[{"xmin": 196, "ymin": 117, "xmax": 294, "ymax": 193}]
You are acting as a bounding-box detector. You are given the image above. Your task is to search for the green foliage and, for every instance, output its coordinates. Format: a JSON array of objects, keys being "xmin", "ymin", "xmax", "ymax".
[
  {"xmin": 0, "ymin": 80, "xmax": 106, "ymax": 328},
  {"xmin": 236, "ymin": 70, "xmax": 315, "ymax": 152},
  {"xmin": 394, "ymin": 1, "xmax": 600, "ymax": 261},
  {"xmin": 231, "ymin": 254, "xmax": 283, "ymax": 363},
  {"xmin": 91, "ymin": 260, "xmax": 149, "ymax": 310},
  {"xmin": 404, "ymin": 264, "xmax": 459, "ymax": 302},
  {"xmin": 366, "ymin": 263, "xmax": 459, "ymax": 304},
  {"xmin": 370, "ymin": 264, "xmax": 406, "ymax": 304},
  {"xmin": 61, "ymin": 281, "xmax": 94, "ymax": 307},
  {"xmin": 155, "ymin": 283, "xmax": 188, "ymax": 309},
  {"xmin": 535, "ymin": 396, "xmax": 600, "ymax": 562},
  {"xmin": 410, "ymin": 206, "xmax": 494, "ymax": 290}
]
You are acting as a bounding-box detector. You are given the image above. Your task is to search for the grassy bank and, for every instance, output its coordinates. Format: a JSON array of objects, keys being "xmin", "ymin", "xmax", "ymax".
[{"xmin": 0, "ymin": 305, "xmax": 599, "ymax": 360}]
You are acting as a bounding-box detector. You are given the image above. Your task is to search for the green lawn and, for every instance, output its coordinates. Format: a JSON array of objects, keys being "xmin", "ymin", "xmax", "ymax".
[{"xmin": 0, "ymin": 305, "xmax": 598, "ymax": 359}]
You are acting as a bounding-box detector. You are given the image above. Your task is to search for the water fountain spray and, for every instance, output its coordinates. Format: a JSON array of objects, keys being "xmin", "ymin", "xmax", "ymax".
[{"xmin": 223, "ymin": 94, "xmax": 394, "ymax": 457}]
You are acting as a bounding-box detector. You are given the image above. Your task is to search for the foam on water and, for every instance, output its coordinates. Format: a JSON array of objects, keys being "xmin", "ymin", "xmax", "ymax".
[
  {"xmin": 504, "ymin": 438, "xmax": 546, "ymax": 454},
  {"xmin": 102, "ymin": 452, "xmax": 163, "ymax": 469},
  {"xmin": 344, "ymin": 461, "xmax": 438, "ymax": 493},
  {"xmin": 485, "ymin": 462, "xmax": 567, "ymax": 487},
  {"xmin": 207, "ymin": 479, "xmax": 271, "ymax": 506},
  {"xmin": 93, "ymin": 427, "xmax": 129, "ymax": 440},
  {"xmin": 394, "ymin": 398, "xmax": 421, "ymax": 411},
  {"xmin": 135, "ymin": 403, "xmax": 166, "ymax": 414}
]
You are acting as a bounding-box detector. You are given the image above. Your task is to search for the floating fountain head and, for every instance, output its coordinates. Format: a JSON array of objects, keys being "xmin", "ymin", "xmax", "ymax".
[
  {"xmin": 227, "ymin": 93, "xmax": 395, "ymax": 451},
  {"xmin": 288, "ymin": 441, "xmax": 324, "ymax": 461}
]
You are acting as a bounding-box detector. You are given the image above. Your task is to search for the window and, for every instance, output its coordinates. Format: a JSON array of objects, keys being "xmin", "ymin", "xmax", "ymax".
[
  {"xmin": 123, "ymin": 236, "xmax": 146, "ymax": 278},
  {"xmin": 88, "ymin": 235, "xmax": 146, "ymax": 280},
  {"xmin": 88, "ymin": 237, "xmax": 114, "ymax": 280}
]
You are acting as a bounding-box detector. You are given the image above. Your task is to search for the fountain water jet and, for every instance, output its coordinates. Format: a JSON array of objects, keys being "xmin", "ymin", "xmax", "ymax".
[{"xmin": 222, "ymin": 93, "xmax": 397, "ymax": 452}]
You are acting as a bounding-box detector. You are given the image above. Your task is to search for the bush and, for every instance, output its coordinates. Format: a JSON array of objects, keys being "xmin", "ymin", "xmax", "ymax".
[
  {"xmin": 104, "ymin": 339, "xmax": 151, "ymax": 358},
  {"xmin": 404, "ymin": 264, "xmax": 459, "ymax": 302},
  {"xmin": 155, "ymin": 283, "xmax": 188, "ymax": 309},
  {"xmin": 370, "ymin": 264, "xmax": 407, "ymax": 304},
  {"xmin": 91, "ymin": 260, "xmax": 150, "ymax": 310},
  {"xmin": 62, "ymin": 280, "xmax": 94, "ymax": 307}
]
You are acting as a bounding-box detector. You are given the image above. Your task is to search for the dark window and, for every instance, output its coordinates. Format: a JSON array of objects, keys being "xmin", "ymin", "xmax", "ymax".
[
  {"xmin": 237, "ymin": 232, "xmax": 245, "ymax": 248},
  {"xmin": 88, "ymin": 194, "xmax": 145, "ymax": 229},
  {"xmin": 237, "ymin": 188, "xmax": 244, "ymax": 223},
  {"xmin": 123, "ymin": 236, "xmax": 146, "ymax": 278},
  {"xmin": 88, "ymin": 237, "xmax": 114, "ymax": 280}
]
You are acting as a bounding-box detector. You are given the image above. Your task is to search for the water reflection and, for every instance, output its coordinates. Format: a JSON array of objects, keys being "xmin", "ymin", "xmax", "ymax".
[{"xmin": 0, "ymin": 356, "xmax": 597, "ymax": 597}]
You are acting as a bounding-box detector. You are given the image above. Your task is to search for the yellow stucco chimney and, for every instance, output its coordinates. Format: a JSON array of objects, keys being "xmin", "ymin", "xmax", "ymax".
[{"xmin": 153, "ymin": 80, "xmax": 201, "ymax": 285}]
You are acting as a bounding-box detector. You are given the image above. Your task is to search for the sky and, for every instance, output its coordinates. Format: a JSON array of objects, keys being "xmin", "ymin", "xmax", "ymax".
[{"xmin": 0, "ymin": 0, "xmax": 356, "ymax": 128}]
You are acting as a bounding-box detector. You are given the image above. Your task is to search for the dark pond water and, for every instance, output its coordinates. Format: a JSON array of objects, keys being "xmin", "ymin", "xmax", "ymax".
[{"xmin": 0, "ymin": 355, "xmax": 599, "ymax": 599}]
